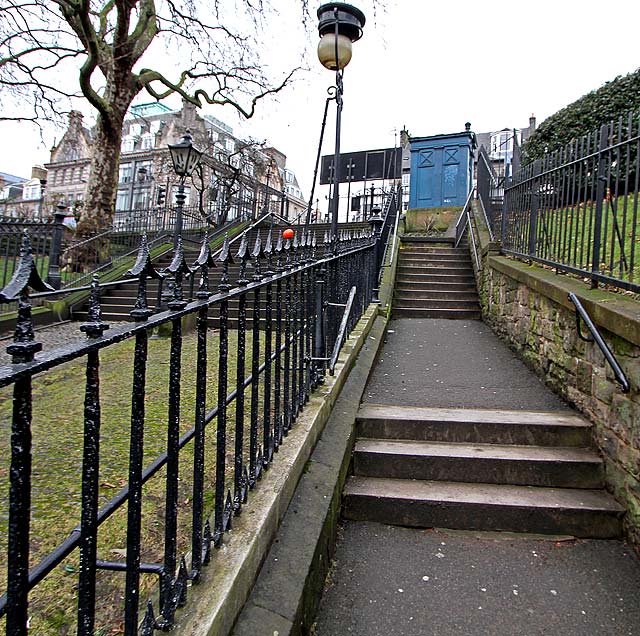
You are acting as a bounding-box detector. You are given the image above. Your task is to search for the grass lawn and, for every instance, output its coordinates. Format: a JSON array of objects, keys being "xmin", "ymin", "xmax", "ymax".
[
  {"xmin": 0, "ymin": 326, "xmax": 272, "ymax": 634},
  {"xmin": 517, "ymin": 193, "xmax": 640, "ymax": 286}
]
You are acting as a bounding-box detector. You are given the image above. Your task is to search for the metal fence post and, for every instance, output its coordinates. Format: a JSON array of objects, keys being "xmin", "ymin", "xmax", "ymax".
[
  {"xmin": 46, "ymin": 203, "xmax": 67, "ymax": 289},
  {"xmin": 591, "ymin": 124, "xmax": 609, "ymax": 288},
  {"xmin": 527, "ymin": 160, "xmax": 542, "ymax": 258}
]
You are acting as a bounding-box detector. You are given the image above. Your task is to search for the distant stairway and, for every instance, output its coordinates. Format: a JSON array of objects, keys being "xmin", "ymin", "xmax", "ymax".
[
  {"xmin": 343, "ymin": 405, "xmax": 624, "ymax": 538},
  {"xmin": 393, "ymin": 237, "xmax": 480, "ymax": 320}
]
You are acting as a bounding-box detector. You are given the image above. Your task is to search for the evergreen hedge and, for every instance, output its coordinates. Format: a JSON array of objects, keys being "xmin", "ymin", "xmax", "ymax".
[{"xmin": 523, "ymin": 68, "xmax": 640, "ymax": 162}]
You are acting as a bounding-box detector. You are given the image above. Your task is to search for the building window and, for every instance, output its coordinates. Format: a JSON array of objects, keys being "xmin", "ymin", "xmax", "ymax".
[
  {"xmin": 121, "ymin": 136, "xmax": 135, "ymax": 153},
  {"xmin": 141, "ymin": 134, "xmax": 153, "ymax": 150},
  {"xmin": 116, "ymin": 190, "xmax": 129, "ymax": 211},
  {"xmin": 119, "ymin": 164, "xmax": 132, "ymax": 183}
]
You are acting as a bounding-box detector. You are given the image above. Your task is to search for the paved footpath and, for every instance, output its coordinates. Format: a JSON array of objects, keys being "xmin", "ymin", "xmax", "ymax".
[
  {"xmin": 314, "ymin": 319, "xmax": 640, "ymax": 636},
  {"xmin": 0, "ymin": 320, "xmax": 130, "ymax": 366}
]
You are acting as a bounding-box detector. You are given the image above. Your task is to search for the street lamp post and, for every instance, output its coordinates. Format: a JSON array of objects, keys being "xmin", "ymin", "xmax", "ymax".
[
  {"xmin": 46, "ymin": 202, "xmax": 67, "ymax": 289},
  {"xmin": 317, "ymin": 2, "xmax": 365, "ymax": 254},
  {"xmin": 168, "ymin": 130, "xmax": 203, "ymax": 248}
]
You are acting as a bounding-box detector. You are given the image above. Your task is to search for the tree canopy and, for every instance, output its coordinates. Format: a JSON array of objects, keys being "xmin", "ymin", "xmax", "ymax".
[
  {"xmin": 523, "ymin": 68, "xmax": 640, "ymax": 162},
  {"xmin": 0, "ymin": 0, "xmax": 303, "ymax": 232}
]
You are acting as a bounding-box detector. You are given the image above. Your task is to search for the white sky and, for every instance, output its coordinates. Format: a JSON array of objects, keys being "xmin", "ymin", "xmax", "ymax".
[{"xmin": 2, "ymin": 0, "xmax": 640, "ymax": 203}]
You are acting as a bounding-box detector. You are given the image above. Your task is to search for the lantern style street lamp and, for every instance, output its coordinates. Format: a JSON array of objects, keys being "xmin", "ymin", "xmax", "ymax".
[
  {"xmin": 317, "ymin": 2, "xmax": 365, "ymax": 253},
  {"xmin": 168, "ymin": 130, "xmax": 203, "ymax": 247}
]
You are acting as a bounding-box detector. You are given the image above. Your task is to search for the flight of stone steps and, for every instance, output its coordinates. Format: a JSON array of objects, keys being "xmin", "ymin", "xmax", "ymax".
[
  {"xmin": 393, "ymin": 237, "xmax": 481, "ymax": 320},
  {"xmin": 343, "ymin": 404, "xmax": 624, "ymax": 538}
]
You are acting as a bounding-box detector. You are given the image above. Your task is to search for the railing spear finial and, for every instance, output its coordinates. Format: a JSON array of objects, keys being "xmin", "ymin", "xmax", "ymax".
[
  {"xmin": 127, "ymin": 234, "xmax": 164, "ymax": 321},
  {"xmin": 164, "ymin": 236, "xmax": 192, "ymax": 310},
  {"xmin": 251, "ymin": 230, "xmax": 264, "ymax": 282},
  {"xmin": 216, "ymin": 233, "xmax": 234, "ymax": 292},
  {"xmin": 236, "ymin": 232, "xmax": 250, "ymax": 286},
  {"xmin": 264, "ymin": 229, "xmax": 275, "ymax": 276},
  {"xmin": 80, "ymin": 274, "xmax": 110, "ymax": 338},
  {"xmin": 193, "ymin": 232, "xmax": 216, "ymax": 299},
  {"xmin": 0, "ymin": 230, "xmax": 54, "ymax": 363}
]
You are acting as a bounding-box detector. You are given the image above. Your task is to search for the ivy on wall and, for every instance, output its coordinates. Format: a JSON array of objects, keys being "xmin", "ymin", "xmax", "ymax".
[{"xmin": 523, "ymin": 68, "xmax": 640, "ymax": 162}]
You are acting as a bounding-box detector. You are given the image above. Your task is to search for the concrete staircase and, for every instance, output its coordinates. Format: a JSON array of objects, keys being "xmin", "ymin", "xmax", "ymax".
[
  {"xmin": 393, "ymin": 237, "xmax": 480, "ymax": 320},
  {"xmin": 343, "ymin": 404, "xmax": 624, "ymax": 538}
]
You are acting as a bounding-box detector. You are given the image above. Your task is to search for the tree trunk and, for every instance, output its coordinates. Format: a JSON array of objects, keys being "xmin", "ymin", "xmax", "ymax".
[{"xmin": 79, "ymin": 111, "xmax": 125, "ymax": 236}]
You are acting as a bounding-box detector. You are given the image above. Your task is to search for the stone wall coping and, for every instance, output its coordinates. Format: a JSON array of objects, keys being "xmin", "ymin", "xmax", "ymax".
[{"xmin": 487, "ymin": 254, "xmax": 640, "ymax": 347}]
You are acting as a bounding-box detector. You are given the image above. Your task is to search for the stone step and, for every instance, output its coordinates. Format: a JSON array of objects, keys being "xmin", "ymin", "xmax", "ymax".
[
  {"xmin": 394, "ymin": 281, "xmax": 477, "ymax": 293},
  {"xmin": 393, "ymin": 297, "xmax": 480, "ymax": 310},
  {"xmin": 356, "ymin": 405, "xmax": 592, "ymax": 447},
  {"xmin": 398, "ymin": 264, "xmax": 473, "ymax": 275},
  {"xmin": 399, "ymin": 250, "xmax": 469, "ymax": 258},
  {"xmin": 392, "ymin": 307, "xmax": 481, "ymax": 320},
  {"xmin": 400, "ymin": 252, "xmax": 470, "ymax": 261},
  {"xmin": 342, "ymin": 476, "xmax": 624, "ymax": 538},
  {"xmin": 353, "ymin": 439, "xmax": 603, "ymax": 488},
  {"xmin": 394, "ymin": 290, "xmax": 479, "ymax": 301},
  {"xmin": 395, "ymin": 273, "xmax": 476, "ymax": 284},
  {"xmin": 401, "ymin": 237, "xmax": 455, "ymax": 246}
]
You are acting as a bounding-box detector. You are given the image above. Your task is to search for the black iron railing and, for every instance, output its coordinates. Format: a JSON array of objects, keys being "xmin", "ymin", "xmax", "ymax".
[
  {"xmin": 476, "ymin": 146, "xmax": 499, "ymax": 241},
  {"xmin": 0, "ymin": 221, "xmax": 378, "ymax": 635},
  {"xmin": 371, "ymin": 186, "xmax": 402, "ymax": 299},
  {"xmin": 503, "ymin": 110, "xmax": 640, "ymax": 293},
  {"xmin": 454, "ymin": 190, "xmax": 481, "ymax": 272}
]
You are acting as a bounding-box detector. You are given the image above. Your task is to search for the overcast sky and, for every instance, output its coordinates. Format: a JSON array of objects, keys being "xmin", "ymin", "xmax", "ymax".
[{"xmin": 2, "ymin": 0, "xmax": 639, "ymax": 202}]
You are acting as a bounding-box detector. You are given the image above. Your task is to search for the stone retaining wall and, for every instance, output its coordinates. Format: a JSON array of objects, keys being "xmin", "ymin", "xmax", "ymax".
[{"xmin": 478, "ymin": 253, "xmax": 640, "ymax": 551}]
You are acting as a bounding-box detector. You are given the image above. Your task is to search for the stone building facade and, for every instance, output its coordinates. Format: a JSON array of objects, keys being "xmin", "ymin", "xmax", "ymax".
[{"xmin": 43, "ymin": 100, "xmax": 306, "ymax": 225}]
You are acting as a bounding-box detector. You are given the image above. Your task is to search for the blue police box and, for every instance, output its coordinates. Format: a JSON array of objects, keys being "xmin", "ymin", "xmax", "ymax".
[{"xmin": 408, "ymin": 126, "xmax": 475, "ymax": 209}]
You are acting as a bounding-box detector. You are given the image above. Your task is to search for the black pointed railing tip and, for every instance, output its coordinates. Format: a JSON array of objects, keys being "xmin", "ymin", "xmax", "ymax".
[
  {"xmin": 0, "ymin": 232, "xmax": 55, "ymax": 363},
  {"xmin": 236, "ymin": 231, "xmax": 251, "ymax": 286},
  {"xmin": 177, "ymin": 558, "xmax": 189, "ymax": 607},
  {"xmin": 0, "ymin": 231, "xmax": 54, "ymax": 302},
  {"xmin": 194, "ymin": 234, "xmax": 216, "ymax": 299},
  {"xmin": 224, "ymin": 489, "xmax": 233, "ymax": 530},
  {"xmin": 128, "ymin": 235, "xmax": 164, "ymax": 321},
  {"xmin": 251, "ymin": 230, "xmax": 264, "ymax": 281},
  {"xmin": 140, "ymin": 600, "xmax": 156, "ymax": 636},
  {"xmin": 80, "ymin": 274, "xmax": 110, "ymax": 338},
  {"xmin": 202, "ymin": 521, "xmax": 212, "ymax": 566},
  {"xmin": 164, "ymin": 237, "xmax": 192, "ymax": 310}
]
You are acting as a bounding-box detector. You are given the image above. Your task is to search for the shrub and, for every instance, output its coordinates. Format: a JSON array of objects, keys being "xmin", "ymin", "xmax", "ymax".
[{"xmin": 523, "ymin": 68, "xmax": 640, "ymax": 162}]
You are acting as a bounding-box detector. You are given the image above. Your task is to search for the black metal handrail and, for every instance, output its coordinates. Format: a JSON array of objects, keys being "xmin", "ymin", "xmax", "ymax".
[
  {"xmin": 328, "ymin": 285, "xmax": 357, "ymax": 374},
  {"xmin": 476, "ymin": 147, "xmax": 498, "ymax": 242},
  {"xmin": 0, "ymin": 223, "xmax": 380, "ymax": 635},
  {"xmin": 568, "ymin": 292, "xmax": 630, "ymax": 393},
  {"xmin": 454, "ymin": 189, "xmax": 480, "ymax": 272}
]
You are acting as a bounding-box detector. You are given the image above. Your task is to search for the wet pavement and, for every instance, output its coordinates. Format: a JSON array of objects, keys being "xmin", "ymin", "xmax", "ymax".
[
  {"xmin": 315, "ymin": 521, "xmax": 640, "ymax": 636},
  {"xmin": 314, "ymin": 318, "xmax": 640, "ymax": 635},
  {"xmin": 363, "ymin": 318, "xmax": 567, "ymax": 411}
]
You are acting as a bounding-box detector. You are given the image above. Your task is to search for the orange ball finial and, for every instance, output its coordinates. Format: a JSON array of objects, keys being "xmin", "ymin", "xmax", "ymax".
[{"xmin": 282, "ymin": 228, "xmax": 294, "ymax": 240}]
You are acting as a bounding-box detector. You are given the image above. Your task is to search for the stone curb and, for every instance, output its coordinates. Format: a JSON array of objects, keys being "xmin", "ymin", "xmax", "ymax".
[
  {"xmin": 173, "ymin": 304, "xmax": 384, "ymax": 636},
  {"xmin": 231, "ymin": 313, "xmax": 388, "ymax": 636}
]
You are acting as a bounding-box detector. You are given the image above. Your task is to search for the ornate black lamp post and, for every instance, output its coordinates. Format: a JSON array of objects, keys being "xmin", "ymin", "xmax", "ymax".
[
  {"xmin": 168, "ymin": 130, "xmax": 203, "ymax": 248},
  {"xmin": 317, "ymin": 2, "xmax": 365, "ymax": 253},
  {"xmin": 46, "ymin": 202, "xmax": 67, "ymax": 289}
]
